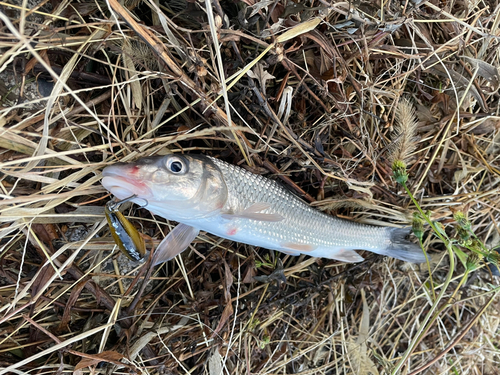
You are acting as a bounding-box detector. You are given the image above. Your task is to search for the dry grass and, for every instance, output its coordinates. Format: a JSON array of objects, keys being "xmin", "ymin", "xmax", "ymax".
[{"xmin": 0, "ymin": 0, "xmax": 500, "ymax": 374}]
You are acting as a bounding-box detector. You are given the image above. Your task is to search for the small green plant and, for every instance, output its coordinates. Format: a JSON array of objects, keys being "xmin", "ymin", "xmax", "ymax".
[
  {"xmin": 389, "ymin": 159, "xmax": 500, "ymax": 374},
  {"xmin": 255, "ymin": 260, "xmax": 274, "ymax": 268},
  {"xmin": 259, "ymin": 334, "xmax": 271, "ymax": 349}
]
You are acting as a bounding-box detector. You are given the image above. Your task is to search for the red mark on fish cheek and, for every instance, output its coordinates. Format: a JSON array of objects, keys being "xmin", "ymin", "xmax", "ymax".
[
  {"xmin": 129, "ymin": 166, "xmax": 140, "ymax": 175},
  {"xmin": 227, "ymin": 227, "xmax": 238, "ymax": 236}
]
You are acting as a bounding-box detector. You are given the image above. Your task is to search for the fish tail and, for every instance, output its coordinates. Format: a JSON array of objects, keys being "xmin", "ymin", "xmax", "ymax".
[{"xmin": 375, "ymin": 228, "xmax": 426, "ymax": 263}]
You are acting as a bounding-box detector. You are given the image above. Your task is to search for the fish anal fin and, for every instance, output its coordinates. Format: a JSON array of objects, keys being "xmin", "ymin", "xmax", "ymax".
[
  {"xmin": 281, "ymin": 242, "xmax": 317, "ymax": 252},
  {"xmin": 152, "ymin": 224, "xmax": 199, "ymax": 265},
  {"xmin": 330, "ymin": 249, "xmax": 364, "ymax": 263},
  {"xmin": 222, "ymin": 202, "xmax": 284, "ymax": 222}
]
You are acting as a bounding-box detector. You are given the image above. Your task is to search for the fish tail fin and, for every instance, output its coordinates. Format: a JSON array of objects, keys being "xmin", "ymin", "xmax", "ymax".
[{"xmin": 375, "ymin": 228, "xmax": 426, "ymax": 263}]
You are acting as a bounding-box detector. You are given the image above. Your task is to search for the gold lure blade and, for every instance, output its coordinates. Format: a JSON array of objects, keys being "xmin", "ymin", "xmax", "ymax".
[{"xmin": 105, "ymin": 196, "xmax": 146, "ymax": 261}]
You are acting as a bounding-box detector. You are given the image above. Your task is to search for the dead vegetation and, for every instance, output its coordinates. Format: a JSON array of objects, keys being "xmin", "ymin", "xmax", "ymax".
[{"xmin": 0, "ymin": 0, "xmax": 500, "ymax": 374}]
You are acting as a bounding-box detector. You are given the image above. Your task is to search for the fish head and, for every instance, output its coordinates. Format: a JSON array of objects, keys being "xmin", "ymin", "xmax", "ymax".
[{"xmin": 102, "ymin": 154, "xmax": 228, "ymax": 220}]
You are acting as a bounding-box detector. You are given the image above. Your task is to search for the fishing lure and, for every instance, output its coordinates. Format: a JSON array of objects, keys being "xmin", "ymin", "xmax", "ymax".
[{"xmin": 105, "ymin": 196, "xmax": 146, "ymax": 261}]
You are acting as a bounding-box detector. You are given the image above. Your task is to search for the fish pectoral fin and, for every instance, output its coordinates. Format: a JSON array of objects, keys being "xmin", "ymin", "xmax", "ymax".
[
  {"xmin": 221, "ymin": 202, "xmax": 284, "ymax": 222},
  {"xmin": 281, "ymin": 242, "xmax": 317, "ymax": 252},
  {"xmin": 152, "ymin": 224, "xmax": 199, "ymax": 265}
]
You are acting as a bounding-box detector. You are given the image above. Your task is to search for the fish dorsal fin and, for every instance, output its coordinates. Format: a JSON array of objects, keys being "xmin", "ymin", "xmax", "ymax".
[
  {"xmin": 221, "ymin": 203, "xmax": 284, "ymax": 222},
  {"xmin": 152, "ymin": 224, "xmax": 199, "ymax": 265}
]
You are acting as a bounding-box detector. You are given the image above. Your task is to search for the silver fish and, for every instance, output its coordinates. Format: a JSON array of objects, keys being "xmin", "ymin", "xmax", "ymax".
[{"xmin": 101, "ymin": 154, "xmax": 425, "ymax": 264}]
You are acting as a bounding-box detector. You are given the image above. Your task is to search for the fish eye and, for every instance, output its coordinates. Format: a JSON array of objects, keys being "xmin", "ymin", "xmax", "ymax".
[{"xmin": 166, "ymin": 157, "xmax": 186, "ymax": 174}]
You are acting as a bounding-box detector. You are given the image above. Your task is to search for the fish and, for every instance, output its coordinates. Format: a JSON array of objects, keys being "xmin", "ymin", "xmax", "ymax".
[
  {"xmin": 105, "ymin": 197, "xmax": 146, "ymax": 261},
  {"xmin": 101, "ymin": 154, "xmax": 425, "ymax": 265}
]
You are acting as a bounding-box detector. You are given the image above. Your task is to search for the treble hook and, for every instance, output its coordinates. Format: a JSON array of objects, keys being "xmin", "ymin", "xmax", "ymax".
[{"xmin": 107, "ymin": 195, "xmax": 149, "ymax": 210}]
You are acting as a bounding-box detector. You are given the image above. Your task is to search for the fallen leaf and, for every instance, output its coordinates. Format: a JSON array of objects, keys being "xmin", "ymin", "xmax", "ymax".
[
  {"xmin": 74, "ymin": 350, "xmax": 125, "ymax": 371},
  {"xmin": 247, "ymin": 63, "xmax": 275, "ymax": 95},
  {"xmin": 211, "ymin": 301, "xmax": 233, "ymax": 338}
]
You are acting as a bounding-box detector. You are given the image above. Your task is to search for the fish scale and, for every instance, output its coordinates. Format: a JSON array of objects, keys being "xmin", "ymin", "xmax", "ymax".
[{"xmin": 208, "ymin": 157, "xmax": 391, "ymax": 257}]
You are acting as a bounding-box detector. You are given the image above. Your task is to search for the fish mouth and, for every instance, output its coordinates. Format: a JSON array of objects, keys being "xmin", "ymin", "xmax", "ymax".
[{"xmin": 102, "ymin": 167, "xmax": 151, "ymax": 200}]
